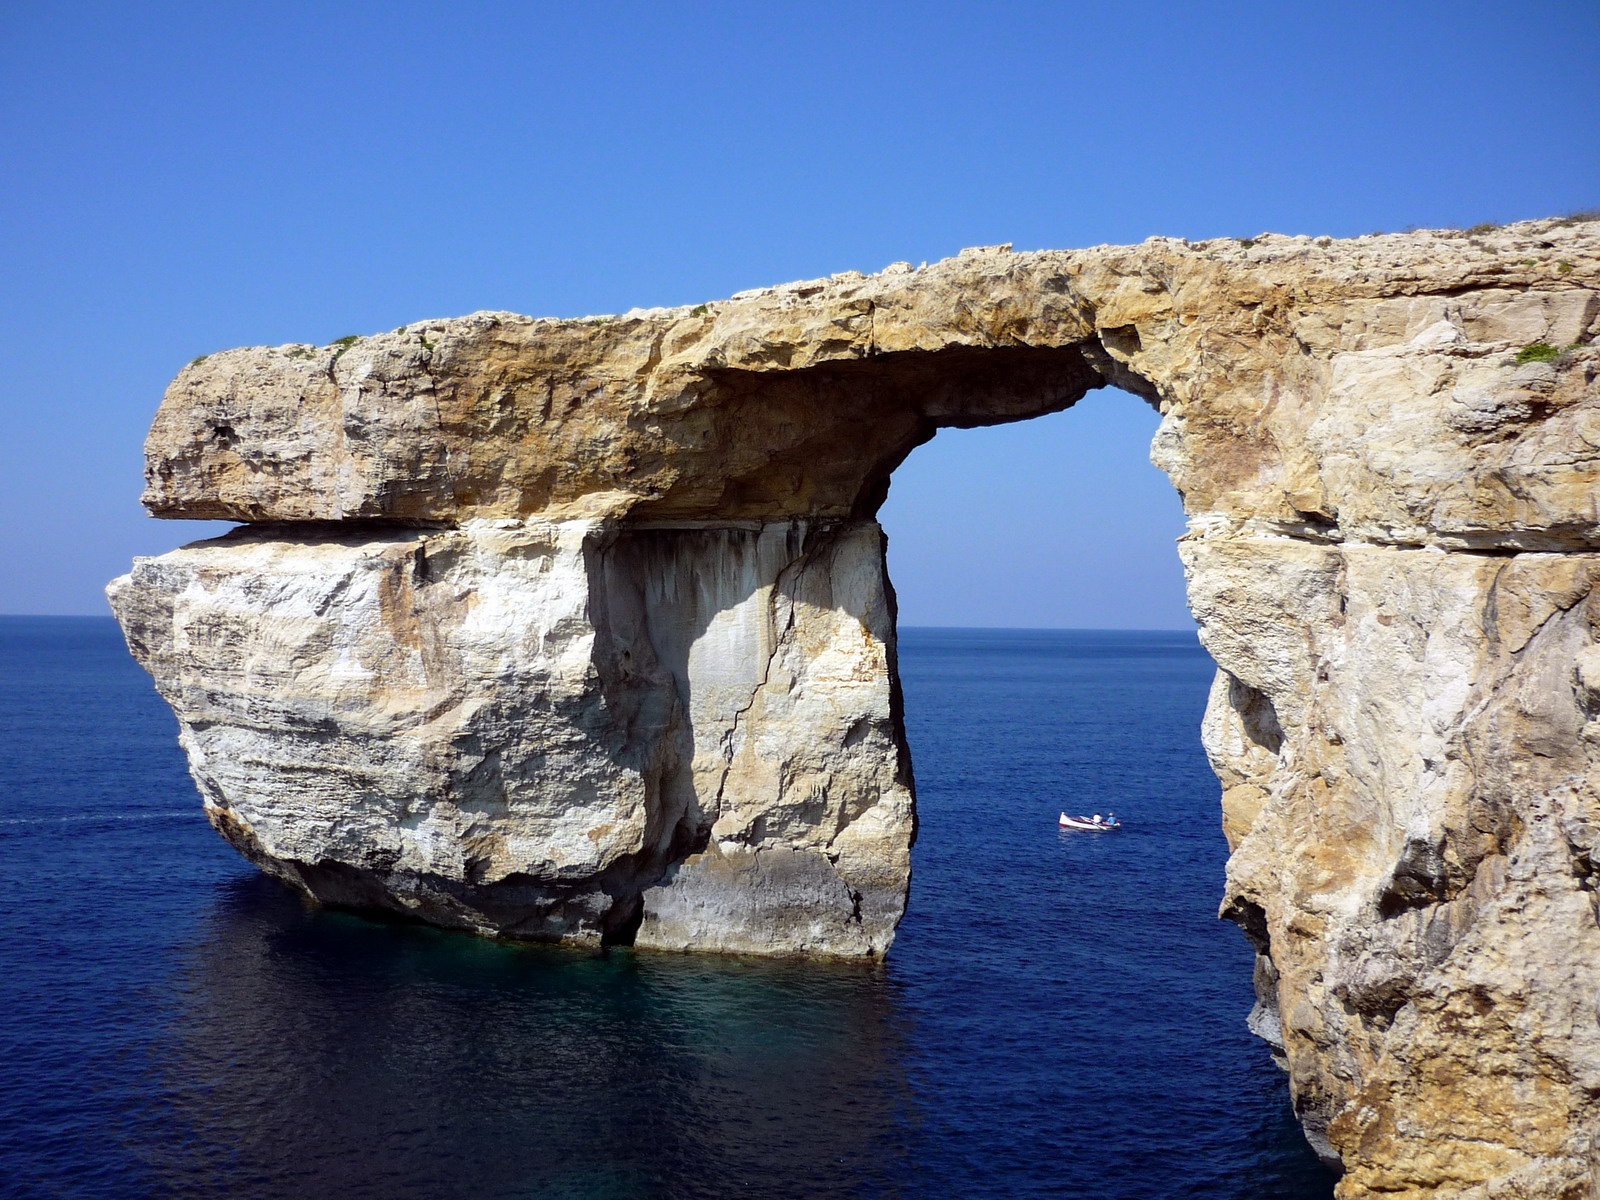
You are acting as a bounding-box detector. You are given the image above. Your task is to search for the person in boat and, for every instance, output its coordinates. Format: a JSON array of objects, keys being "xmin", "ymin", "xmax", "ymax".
[
  {"xmin": 1106, "ymin": 811, "xmax": 1116, "ymax": 826},
  {"xmin": 1092, "ymin": 813, "xmax": 1102, "ymax": 825}
]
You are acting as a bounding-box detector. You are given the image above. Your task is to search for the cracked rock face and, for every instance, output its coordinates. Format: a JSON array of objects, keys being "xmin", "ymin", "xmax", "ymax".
[
  {"xmin": 110, "ymin": 517, "xmax": 911, "ymax": 955},
  {"xmin": 112, "ymin": 218, "xmax": 1599, "ymax": 1198}
]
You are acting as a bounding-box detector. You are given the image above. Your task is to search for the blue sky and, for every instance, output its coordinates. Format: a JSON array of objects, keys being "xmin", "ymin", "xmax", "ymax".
[{"xmin": 3, "ymin": 1, "xmax": 1596, "ymax": 624}]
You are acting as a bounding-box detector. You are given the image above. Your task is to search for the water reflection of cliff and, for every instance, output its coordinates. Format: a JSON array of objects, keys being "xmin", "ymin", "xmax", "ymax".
[{"xmin": 142, "ymin": 876, "xmax": 916, "ymax": 1200}]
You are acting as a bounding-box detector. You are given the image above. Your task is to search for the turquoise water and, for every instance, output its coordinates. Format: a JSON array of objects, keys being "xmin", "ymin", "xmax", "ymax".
[{"xmin": 0, "ymin": 618, "xmax": 1331, "ymax": 1199}]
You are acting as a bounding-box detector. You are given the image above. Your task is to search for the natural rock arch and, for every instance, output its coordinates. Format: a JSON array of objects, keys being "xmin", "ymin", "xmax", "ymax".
[{"xmin": 113, "ymin": 221, "xmax": 1600, "ymax": 1197}]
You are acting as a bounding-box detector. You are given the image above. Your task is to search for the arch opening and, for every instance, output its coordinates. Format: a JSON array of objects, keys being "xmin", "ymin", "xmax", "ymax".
[{"xmin": 868, "ymin": 386, "xmax": 1332, "ymax": 1189}]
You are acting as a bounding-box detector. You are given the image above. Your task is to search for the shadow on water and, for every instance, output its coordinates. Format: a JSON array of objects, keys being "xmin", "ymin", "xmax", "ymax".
[{"xmin": 136, "ymin": 876, "xmax": 914, "ymax": 1200}]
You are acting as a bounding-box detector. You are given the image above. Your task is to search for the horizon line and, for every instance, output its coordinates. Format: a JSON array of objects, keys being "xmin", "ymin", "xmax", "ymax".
[{"xmin": 1, "ymin": 612, "xmax": 1200, "ymax": 634}]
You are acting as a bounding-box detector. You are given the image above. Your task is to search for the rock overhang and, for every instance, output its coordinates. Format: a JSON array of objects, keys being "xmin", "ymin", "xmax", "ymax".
[{"xmin": 144, "ymin": 221, "xmax": 1600, "ymax": 548}]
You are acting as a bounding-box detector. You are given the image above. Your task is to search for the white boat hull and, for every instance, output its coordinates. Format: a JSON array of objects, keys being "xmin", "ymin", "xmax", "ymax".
[{"xmin": 1059, "ymin": 813, "xmax": 1120, "ymax": 831}]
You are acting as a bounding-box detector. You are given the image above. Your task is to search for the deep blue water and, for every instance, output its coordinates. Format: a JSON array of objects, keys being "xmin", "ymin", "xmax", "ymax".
[{"xmin": 0, "ymin": 617, "xmax": 1332, "ymax": 1199}]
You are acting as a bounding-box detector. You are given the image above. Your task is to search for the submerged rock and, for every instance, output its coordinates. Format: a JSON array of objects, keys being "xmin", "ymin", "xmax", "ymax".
[{"xmin": 113, "ymin": 218, "xmax": 1600, "ymax": 1198}]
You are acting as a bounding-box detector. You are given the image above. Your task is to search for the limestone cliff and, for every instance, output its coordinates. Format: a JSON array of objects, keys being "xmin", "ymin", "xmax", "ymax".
[{"xmin": 111, "ymin": 217, "xmax": 1600, "ymax": 1198}]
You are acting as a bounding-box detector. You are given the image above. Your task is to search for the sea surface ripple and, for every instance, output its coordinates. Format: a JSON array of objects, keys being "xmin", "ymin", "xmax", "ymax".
[{"xmin": 0, "ymin": 617, "xmax": 1332, "ymax": 1199}]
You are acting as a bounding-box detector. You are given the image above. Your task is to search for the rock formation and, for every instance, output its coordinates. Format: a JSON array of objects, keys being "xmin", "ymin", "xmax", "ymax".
[{"xmin": 111, "ymin": 217, "xmax": 1599, "ymax": 1198}]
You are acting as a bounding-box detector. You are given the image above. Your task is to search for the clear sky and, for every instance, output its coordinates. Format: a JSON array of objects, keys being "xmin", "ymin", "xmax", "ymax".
[{"xmin": 3, "ymin": 1, "xmax": 1596, "ymax": 625}]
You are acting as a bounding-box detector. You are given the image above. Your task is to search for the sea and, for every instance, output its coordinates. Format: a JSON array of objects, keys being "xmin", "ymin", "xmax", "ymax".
[{"xmin": 0, "ymin": 617, "xmax": 1333, "ymax": 1200}]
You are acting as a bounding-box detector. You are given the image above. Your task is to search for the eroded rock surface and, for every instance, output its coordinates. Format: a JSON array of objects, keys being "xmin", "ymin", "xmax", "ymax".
[
  {"xmin": 112, "ymin": 217, "xmax": 1600, "ymax": 1198},
  {"xmin": 111, "ymin": 517, "xmax": 911, "ymax": 955}
]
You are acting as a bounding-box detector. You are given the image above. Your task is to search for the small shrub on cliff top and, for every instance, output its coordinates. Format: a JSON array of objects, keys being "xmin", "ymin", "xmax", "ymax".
[
  {"xmin": 188, "ymin": 354, "xmax": 209, "ymax": 368},
  {"xmin": 1517, "ymin": 342, "xmax": 1561, "ymax": 364}
]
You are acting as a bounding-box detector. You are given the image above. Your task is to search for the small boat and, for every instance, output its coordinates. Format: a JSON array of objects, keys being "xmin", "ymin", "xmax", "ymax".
[{"xmin": 1059, "ymin": 812, "xmax": 1121, "ymax": 831}]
